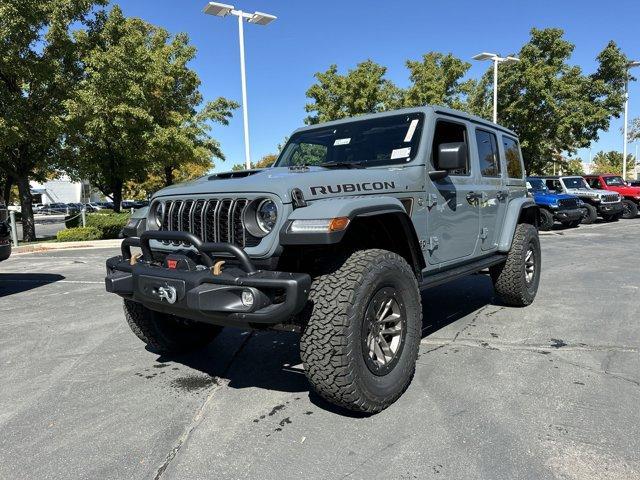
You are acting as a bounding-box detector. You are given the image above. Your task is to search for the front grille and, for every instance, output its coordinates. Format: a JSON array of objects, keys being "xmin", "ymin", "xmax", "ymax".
[
  {"xmin": 159, "ymin": 198, "xmax": 261, "ymax": 248},
  {"xmin": 602, "ymin": 194, "xmax": 619, "ymax": 203},
  {"xmin": 558, "ymin": 198, "xmax": 579, "ymax": 209}
]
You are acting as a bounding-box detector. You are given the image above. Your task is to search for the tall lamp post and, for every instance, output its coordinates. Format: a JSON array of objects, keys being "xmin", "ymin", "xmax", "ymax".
[
  {"xmin": 622, "ymin": 60, "xmax": 640, "ymax": 180},
  {"xmin": 203, "ymin": 2, "xmax": 277, "ymax": 170},
  {"xmin": 472, "ymin": 52, "xmax": 520, "ymax": 123}
]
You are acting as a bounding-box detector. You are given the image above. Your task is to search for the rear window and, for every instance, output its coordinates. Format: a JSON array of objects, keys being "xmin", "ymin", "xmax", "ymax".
[
  {"xmin": 502, "ymin": 136, "xmax": 523, "ymax": 179},
  {"xmin": 475, "ymin": 129, "xmax": 500, "ymax": 177}
]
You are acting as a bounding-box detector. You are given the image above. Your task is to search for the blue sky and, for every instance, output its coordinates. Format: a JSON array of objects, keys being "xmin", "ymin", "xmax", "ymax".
[{"xmin": 115, "ymin": 0, "xmax": 640, "ymax": 172}]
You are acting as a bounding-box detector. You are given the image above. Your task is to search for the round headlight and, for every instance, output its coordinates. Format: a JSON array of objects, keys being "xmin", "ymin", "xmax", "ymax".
[
  {"xmin": 149, "ymin": 201, "xmax": 164, "ymax": 229},
  {"xmin": 256, "ymin": 199, "xmax": 277, "ymax": 233},
  {"xmin": 244, "ymin": 198, "xmax": 278, "ymax": 237}
]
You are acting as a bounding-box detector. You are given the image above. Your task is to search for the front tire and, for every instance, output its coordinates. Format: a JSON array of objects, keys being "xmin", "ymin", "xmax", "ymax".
[
  {"xmin": 490, "ymin": 223, "xmax": 541, "ymax": 307},
  {"xmin": 539, "ymin": 209, "xmax": 554, "ymax": 231},
  {"xmin": 580, "ymin": 204, "xmax": 597, "ymax": 224},
  {"xmin": 300, "ymin": 249, "xmax": 422, "ymax": 413},
  {"xmin": 123, "ymin": 300, "xmax": 222, "ymax": 353},
  {"xmin": 621, "ymin": 200, "xmax": 638, "ymax": 219}
]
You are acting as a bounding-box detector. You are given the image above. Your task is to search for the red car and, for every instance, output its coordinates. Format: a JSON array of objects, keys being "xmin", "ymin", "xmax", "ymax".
[{"xmin": 583, "ymin": 174, "xmax": 640, "ymax": 219}]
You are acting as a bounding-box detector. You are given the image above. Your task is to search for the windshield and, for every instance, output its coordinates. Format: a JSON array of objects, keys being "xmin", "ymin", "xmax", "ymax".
[
  {"xmin": 603, "ymin": 176, "xmax": 626, "ymax": 186},
  {"xmin": 526, "ymin": 178, "xmax": 548, "ymax": 193},
  {"xmin": 275, "ymin": 113, "xmax": 424, "ymax": 168},
  {"xmin": 563, "ymin": 177, "xmax": 589, "ymax": 189}
]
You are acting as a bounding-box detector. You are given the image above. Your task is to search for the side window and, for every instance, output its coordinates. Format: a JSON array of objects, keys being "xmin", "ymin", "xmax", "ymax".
[
  {"xmin": 546, "ymin": 179, "xmax": 562, "ymax": 192},
  {"xmin": 502, "ymin": 136, "xmax": 523, "ymax": 179},
  {"xmin": 475, "ymin": 129, "xmax": 500, "ymax": 177},
  {"xmin": 432, "ymin": 120, "xmax": 469, "ymax": 176},
  {"xmin": 586, "ymin": 178, "xmax": 600, "ymax": 189}
]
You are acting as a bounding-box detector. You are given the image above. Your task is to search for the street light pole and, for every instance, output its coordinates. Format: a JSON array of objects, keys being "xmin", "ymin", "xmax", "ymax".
[
  {"xmin": 473, "ymin": 52, "xmax": 520, "ymax": 123},
  {"xmin": 236, "ymin": 11, "xmax": 251, "ymax": 169},
  {"xmin": 622, "ymin": 60, "xmax": 640, "ymax": 180},
  {"xmin": 203, "ymin": 3, "xmax": 277, "ymax": 170},
  {"xmin": 492, "ymin": 58, "xmax": 498, "ymax": 124}
]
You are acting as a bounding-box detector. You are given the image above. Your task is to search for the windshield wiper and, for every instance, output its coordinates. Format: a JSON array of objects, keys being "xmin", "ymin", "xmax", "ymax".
[{"xmin": 321, "ymin": 161, "xmax": 365, "ymax": 169}]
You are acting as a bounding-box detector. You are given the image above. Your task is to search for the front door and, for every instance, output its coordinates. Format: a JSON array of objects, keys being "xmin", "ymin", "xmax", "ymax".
[
  {"xmin": 473, "ymin": 128, "xmax": 508, "ymax": 251},
  {"xmin": 426, "ymin": 119, "xmax": 480, "ymax": 265}
]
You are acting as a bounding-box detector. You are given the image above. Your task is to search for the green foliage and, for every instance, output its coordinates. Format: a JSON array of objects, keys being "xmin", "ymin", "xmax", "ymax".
[
  {"xmin": 305, "ymin": 60, "xmax": 402, "ymax": 124},
  {"xmin": 65, "ymin": 214, "xmax": 82, "ymax": 229},
  {"xmin": 467, "ymin": 29, "xmax": 628, "ymax": 173},
  {"xmin": 64, "ymin": 6, "xmax": 237, "ymax": 209},
  {"xmin": 402, "ymin": 52, "xmax": 473, "ymax": 110},
  {"xmin": 591, "ymin": 150, "xmax": 635, "ymax": 177},
  {"xmin": 57, "ymin": 226, "xmax": 101, "ymax": 242},
  {"xmin": 86, "ymin": 212, "xmax": 130, "ymax": 239},
  {"xmin": 231, "ymin": 153, "xmax": 278, "ymax": 171},
  {"xmin": 0, "ymin": 0, "xmax": 106, "ymax": 241}
]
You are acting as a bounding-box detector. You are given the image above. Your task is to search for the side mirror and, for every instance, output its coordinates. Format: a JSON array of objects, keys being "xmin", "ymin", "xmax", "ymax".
[{"xmin": 437, "ymin": 142, "xmax": 467, "ymax": 171}]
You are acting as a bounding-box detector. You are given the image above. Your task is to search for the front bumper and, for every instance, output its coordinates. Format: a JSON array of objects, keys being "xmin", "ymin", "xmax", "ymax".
[
  {"xmin": 596, "ymin": 202, "xmax": 623, "ymax": 216},
  {"xmin": 105, "ymin": 231, "xmax": 311, "ymax": 328},
  {"xmin": 553, "ymin": 208, "xmax": 583, "ymax": 222}
]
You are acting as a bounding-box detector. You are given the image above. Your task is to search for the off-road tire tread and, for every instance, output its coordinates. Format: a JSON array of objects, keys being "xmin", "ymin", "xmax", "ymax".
[
  {"xmin": 299, "ymin": 249, "xmax": 421, "ymax": 413},
  {"xmin": 622, "ymin": 199, "xmax": 638, "ymax": 219},
  {"xmin": 123, "ymin": 300, "xmax": 221, "ymax": 353},
  {"xmin": 539, "ymin": 209, "xmax": 554, "ymax": 231},
  {"xmin": 490, "ymin": 223, "xmax": 540, "ymax": 307},
  {"xmin": 581, "ymin": 204, "xmax": 597, "ymax": 224}
]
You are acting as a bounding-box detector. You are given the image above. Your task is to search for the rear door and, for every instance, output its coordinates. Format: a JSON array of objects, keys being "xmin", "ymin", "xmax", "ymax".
[
  {"xmin": 473, "ymin": 127, "xmax": 507, "ymax": 251},
  {"xmin": 426, "ymin": 118, "xmax": 480, "ymax": 265}
]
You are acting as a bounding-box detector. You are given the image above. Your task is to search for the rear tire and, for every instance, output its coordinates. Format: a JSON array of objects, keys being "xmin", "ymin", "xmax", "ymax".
[
  {"xmin": 622, "ymin": 200, "xmax": 638, "ymax": 219},
  {"xmin": 123, "ymin": 300, "xmax": 222, "ymax": 353},
  {"xmin": 539, "ymin": 209, "xmax": 554, "ymax": 231},
  {"xmin": 602, "ymin": 213, "xmax": 619, "ymax": 222},
  {"xmin": 300, "ymin": 249, "xmax": 422, "ymax": 413},
  {"xmin": 566, "ymin": 219, "xmax": 581, "ymax": 228},
  {"xmin": 490, "ymin": 223, "xmax": 541, "ymax": 307},
  {"xmin": 580, "ymin": 204, "xmax": 597, "ymax": 224}
]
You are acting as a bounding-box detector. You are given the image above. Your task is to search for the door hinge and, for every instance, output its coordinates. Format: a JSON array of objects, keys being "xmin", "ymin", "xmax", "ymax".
[
  {"xmin": 426, "ymin": 194, "xmax": 437, "ymax": 209},
  {"xmin": 425, "ymin": 236, "xmax": 439, "ymax": 251},
  {"xmin": 480, "ymin": 227, "xmax": 489, "ymax": 240}
]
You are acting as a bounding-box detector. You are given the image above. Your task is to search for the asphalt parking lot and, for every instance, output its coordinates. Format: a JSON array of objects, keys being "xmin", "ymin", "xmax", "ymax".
[{"xmin": 1, "ymin": 220, "xmax": 639, "ymax": 480}]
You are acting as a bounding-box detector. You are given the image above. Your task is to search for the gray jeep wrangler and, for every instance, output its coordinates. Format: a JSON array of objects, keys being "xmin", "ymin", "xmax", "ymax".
[{"xmin": 106, "ymin": 106, "xmax": 541, "ymax": 413}]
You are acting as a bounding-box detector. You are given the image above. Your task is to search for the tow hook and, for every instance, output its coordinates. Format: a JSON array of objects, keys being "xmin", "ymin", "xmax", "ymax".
[{"xmin": 156, "ymin": 285, "xmax": 177, "ymax": 304}]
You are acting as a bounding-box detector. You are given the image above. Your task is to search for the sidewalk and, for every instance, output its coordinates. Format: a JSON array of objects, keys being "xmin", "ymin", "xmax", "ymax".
[{"xmin": 12, "ymin": 238, "xmax": 123, "ymax": 255}]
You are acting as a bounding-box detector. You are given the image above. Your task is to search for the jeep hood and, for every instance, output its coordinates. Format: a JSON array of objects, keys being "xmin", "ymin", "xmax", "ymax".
[
  {"xmin": 532, "ymin": 192, "xmax": 576, "ymax": 204},
  {"xmin": 564, "ymin": 187, "xmax": 611, "ymax": 198},
  {"xmin": 151, "ymin": 166, "xmax": 422, "ymax": 203},
  {"xmin": 605, "ymin": 185, "xmax": 640, "ymax": 196}
]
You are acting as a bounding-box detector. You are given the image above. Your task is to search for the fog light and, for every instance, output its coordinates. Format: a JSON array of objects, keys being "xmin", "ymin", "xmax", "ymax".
[{"xmin": 241, "ymin": 290, "xmax": 255, "ymax": 308}]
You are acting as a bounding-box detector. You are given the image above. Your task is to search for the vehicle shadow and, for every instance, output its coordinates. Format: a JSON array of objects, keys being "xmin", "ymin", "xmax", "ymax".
[
  {"xmin": 0, "ymin": 273, "xmax": 66, "ymax": 298},
  {"xmin": 157, "ymin": 273, "xmax": 498, "ymax": 415}
]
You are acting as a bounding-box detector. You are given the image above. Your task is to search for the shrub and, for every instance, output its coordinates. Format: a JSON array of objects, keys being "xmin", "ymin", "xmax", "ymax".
[
  {"xmin": 57, "ymin": 227, "xmax": 102, "ymax": 242},
  {"xmin": 86, "ymin": 212, "xmax": 130, "ymax": 239},
  {"xmin": 65, "ymin": 213, "xmax": 81, "ymax": 229}
]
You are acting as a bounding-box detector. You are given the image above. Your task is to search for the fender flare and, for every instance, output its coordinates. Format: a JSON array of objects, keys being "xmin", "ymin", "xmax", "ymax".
[
  {"xmin": 497, "ymin": 197, "xmax": 539, "ymax": 252},
  {"xmin": 280, "ymin": 196, "xmax": 406, "ymax": 245}
]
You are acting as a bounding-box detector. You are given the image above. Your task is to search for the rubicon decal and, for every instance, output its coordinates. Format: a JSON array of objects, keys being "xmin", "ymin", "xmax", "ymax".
[{"xmin": 310, "ymin": 181, "xmax": 396, "ymax": 196}]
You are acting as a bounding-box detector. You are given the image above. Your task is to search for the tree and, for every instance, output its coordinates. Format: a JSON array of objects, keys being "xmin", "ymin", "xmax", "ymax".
[
  {"xmin": 467, "ymin": 28, "xmax": 628, "ymax": 174},
  {"xmin": 629, "ymin": 117, "xmax": 640, "ymax": 143},
  {"xmin": 402, "ymin": 52, "xmax": 473, "ymax": 110},
  {"xmin": 144, "ymin": 31, "xmax": 238, "ymax": 187},
  {"xmin": 65, "ymin": 7, "xmax": 236, "ymax": 210},
  {"xmin": 0, "ymin": 0, "xmax": 105, "ymax": 240},
  {"xmin": 591, "ymin": 150, "xmax": 635, "ymax": 177},
  {"xmin": 231, "ymin": 153, "xmax": 278, "ymax": 171},
  {"xmin": 305, "ymin": 60, "xmax": 401, "ymax": 124}
]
